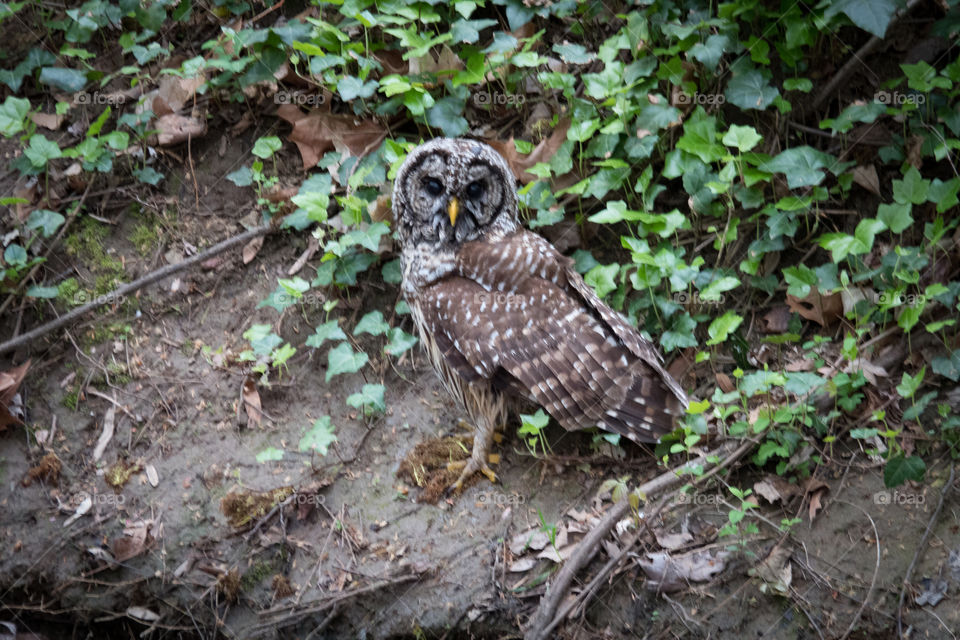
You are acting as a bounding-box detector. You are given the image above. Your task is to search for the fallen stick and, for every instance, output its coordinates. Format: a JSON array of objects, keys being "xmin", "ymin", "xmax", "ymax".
[
  {"xmin": 524, "ymin": 439, "xmax": 754, "ymax": 640},
  {"xmin": 0, "ymin": 223, "xmax": 272, "ymax": 357}
]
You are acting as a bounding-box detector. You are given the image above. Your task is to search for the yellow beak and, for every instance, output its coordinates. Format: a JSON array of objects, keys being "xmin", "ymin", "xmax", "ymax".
[{"xmin": 448, "ymin": 197, "xmax": 459, "ymax": 227}]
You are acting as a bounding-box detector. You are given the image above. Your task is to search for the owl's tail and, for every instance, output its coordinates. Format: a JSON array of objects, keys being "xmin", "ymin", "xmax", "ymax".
[{"xmin": 595, "ymin": 363, "xmax": 688, "ymax": 444}]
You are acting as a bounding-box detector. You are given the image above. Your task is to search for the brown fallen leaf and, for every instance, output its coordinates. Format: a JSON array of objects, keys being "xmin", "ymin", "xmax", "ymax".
[
  {"xmin": 852, "ymin": 165, "xmax": 880, "ymax": 195},
  {"xmin": 29, "ymin": 112, "xmax": 66, "ymax": 131},
  {"xmin": 154, "ymin": 75, "xmax": 205, "ymax": 115},
  {"xmin": 242, "ymin": 235, "xmax": 264, "ymax": 264},
  {"xmin": 804, "ymin": 477, "xmax": 829, "ymax": 521},
  {"xmin": 155, "ymin": 113, "xmax": 207, "ymax": 146},
  {"xmin": 786, "ymin": 288, "xmax": 842, "ymax": 326},
  {"xmin": 749, "ymin": 543, "xmax": 792, "ymax": 595},
  {"xmin": 242, "ymin": 377, "xmax": 262, "ymax": 428},
  {"xmin": 760, "ymin": 306, "xmax": 792, "ymax": 333},
  {"xmin": 753, "ymin": 475, "xmax": 802, "ymax": 504},
  {"xmin": 0, "ymin": 360, "xmax": 30, "ymax": 431},
  {"xmin": 639, "ymin": 549, "xmax": 731, "ymax": 592},
  {"xmin": 485, "ymin": 118, "xmax": 572, "ymax": 184},
  {"xmin": 276, "ymin": 104, "xmax": 386, "ymax": 169}
]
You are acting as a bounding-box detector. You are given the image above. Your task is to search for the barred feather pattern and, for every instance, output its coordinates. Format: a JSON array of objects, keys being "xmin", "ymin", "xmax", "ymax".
[{"xmin": 406, "ymin": 229, "xmax": 687, "ymax": 445}]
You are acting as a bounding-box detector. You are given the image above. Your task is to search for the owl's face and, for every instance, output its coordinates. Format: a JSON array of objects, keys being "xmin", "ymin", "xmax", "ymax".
[{"xmin": 393, "ymin": 138, "xmax": 518, "ymax": 249}]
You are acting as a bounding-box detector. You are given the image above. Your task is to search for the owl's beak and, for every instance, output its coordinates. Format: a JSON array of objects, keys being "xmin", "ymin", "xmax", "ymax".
[{"xmin": 447, "ymin": 197, "xmax": 459, "ymax": 227}]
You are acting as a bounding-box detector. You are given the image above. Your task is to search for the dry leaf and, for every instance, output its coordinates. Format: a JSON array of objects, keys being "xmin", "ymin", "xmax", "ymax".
[
  {"xmin": 92, "ymin": 407, "xmax": 116, "ymax": 461},
  {"xmin": 242, "ymin": 377, "xmax": 262, "ymax": 428},
  {"xmin": 155, "ymin": 114, "xmax": 207, "ymax": 145},
  {"xmin": 485, "ymin": 119, "xmax": 572, "ymax": 184},
  {"xmin": 276, "ymin": 104, "xmax": 385, "ymax": 169},
  {"xmin": 786, "ymin": 288, "xmax": 842, "ymax": 326},
  {"xmin": 852, "ymin": 165, "xmax": 880, "ymax": 195},
  {"xmin": 639, "ymin": 549, "xmax": 730, "ymax": 592},
  {"xmin": 0, "ymin": 360, "xmax": 30, "ymax": 431},
  {"xmin": 760, "ymin": 306, "xmax": 791, "ymax": 333},
  {"xmin": 29, "ymin": 112, "xmax": 66, "ymax": 131},
  {"xmin": 753, "ymin": 476, "xmax": 802, "ymax": 504},
  {"xmin": 749, "ymin": 544, "xmax": 793, "ymax": 595},
  {"xmin": 654, "ymin": 530, "xmax": 694, "ymax": 551},
  {"xmin": 242, "ymin": 235, "xmax": 264, "ymax": 264}
]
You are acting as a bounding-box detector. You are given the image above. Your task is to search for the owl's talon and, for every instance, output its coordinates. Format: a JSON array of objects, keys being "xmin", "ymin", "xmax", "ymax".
[{"xmin": 446, "ymin": 457, "xmax": 498, "ymax": 493}]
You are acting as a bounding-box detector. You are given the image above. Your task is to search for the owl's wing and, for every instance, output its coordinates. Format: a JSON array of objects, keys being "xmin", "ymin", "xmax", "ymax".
[{"xmin": 417, "ymin": 231, "xmax": 686, "ymax": 443}]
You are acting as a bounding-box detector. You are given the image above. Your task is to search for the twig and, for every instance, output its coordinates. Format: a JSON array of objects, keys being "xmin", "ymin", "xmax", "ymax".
[
  {"xmin": 897, "ymin": 464, "xmax": 955, "ymax": 638},
  {"xmin": 524, "ymin": 439, "xmax": 753, "ymax": 640},
  {"xmin": 0, "ymin": 223, "xmax": 272, "ymax": 356},
  {"xmin": 835, "ymin": 499, "xmax": 881, "ymax": 640}
]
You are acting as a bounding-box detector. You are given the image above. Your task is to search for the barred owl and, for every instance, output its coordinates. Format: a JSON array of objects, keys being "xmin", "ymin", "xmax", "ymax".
[{"xmin": 393, "ymin": 138, "xmax": 688, "ymax": 491}]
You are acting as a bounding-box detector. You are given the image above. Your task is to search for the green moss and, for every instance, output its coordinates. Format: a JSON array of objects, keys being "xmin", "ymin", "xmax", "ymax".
[
  {"xmin": 62, "ymin": 387, "xmax": 80, "ymax": 410},
  {"xmin": 130, "ymin": 220, "xmax": 161, "ymax": 257}
]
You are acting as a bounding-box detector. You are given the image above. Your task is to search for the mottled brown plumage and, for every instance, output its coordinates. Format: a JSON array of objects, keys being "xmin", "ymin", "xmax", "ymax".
[{"xmin": 393, "ymin": 138, "xmax": 687, "ymax": 489}]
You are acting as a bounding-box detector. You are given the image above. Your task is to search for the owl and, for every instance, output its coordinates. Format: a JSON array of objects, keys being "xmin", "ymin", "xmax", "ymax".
[{"xmin": 392, "ymin": 138, "xmax": 688, "ymax": 491}]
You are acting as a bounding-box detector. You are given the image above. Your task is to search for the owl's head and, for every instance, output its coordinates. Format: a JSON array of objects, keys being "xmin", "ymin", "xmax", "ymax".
[{"xmin": 393, "ymin": 138, "xmax": 518, "ymax": 249}]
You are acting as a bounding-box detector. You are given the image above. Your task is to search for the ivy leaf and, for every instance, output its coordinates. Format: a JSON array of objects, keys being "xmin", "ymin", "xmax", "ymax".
[
  {"xmin": 676, "ymin": 110, "xmax": 725, "ymax": 163},
  {"xmin": 931, "ymin": 350, "xmax": 960, "ymax": 381},
  {"xmin": 256, "ymin": 447, "xmax": 285, "ymax": 463},
  {"xmin": 883, "ymin": 454, "xmax": 925, "ymax": 488},
  {"xmin": 699, "ymin": 276, "xmax": 740, "ymax": 302},
  {"xmin": 338, "ymin": 76, "xmax": 378, "ymax": 101},
  {"xmin": 306, "ymin": 321, "xmax": 347, "ymax": 350},
  {"xmin": 299, "ymin": 416, "xmax": 337, "ymax": 456},
  {"xmin": 347, "ymin": 383, "xmax": 386, "ymax": 415},
  {"xmin": 552, "ymin": 42, "xmax": 595, "ymax": 64},
  {"xmin": 722, "ymin": 124, "xmax": 762, "ymax": 152},
  {"xmin": 0, "ymin": 96, "xmax": 30, "ymax": 137},
  {"xmin": 706, "ymin": 311, "xmax": 742, "ymax": 345},
  {"xmin": 826, "ymin": 0, "xmax": 899, "ymax": 38},
  {"xmin": 326, "ymin": 343, "xmax": 368, "ymax": 381},
  {"xmin": 661, "ymin": 312, "xmax": 698, "ymax": 352},
  {"xmin": 688, "ymin": 34, "xmax": 730, "ymax": 71},
  {"xmin": 426, "ymin": 96, "xmax": 469, "ymax": 137},
  {"xmin": 584, "ymin": 263, "xmax": 619, "ymax": 299},
  {"xmin": 877, "ymin": 202, "xmax": 912, "ymax": 233},
  {"xmin": 38, "ymin": 66, "xmax": 87, "ymax": 92},
  {"xmin": 26, "ymin": 285, "xmax": 60, "ymax": 298},
  {"xmin": 26, "ymin": 209, "xmax": 65, "ymax": 237},
  {"xmin": 450, "ymin": 18, "xmax": 497, "ymax": 44},
  {"xmin": 244, "ymin": 324, "xmax": 283, "ymax": 357},
  {"xmin": 725, "ymin": 70, "xmax": 780, "ymax": 110},
  {"xmin": 342, "ymin": 222, "xmax": 390, "ymax": 252},
  {"xmin": 354, "ymin": 310, "xmax": 390, "ymax": 336},
  {"xmin": 252, "ymin": 136, "xmax": 282, "ymax": 159},
  {"xmin": 226, "ymin": 166, "xmax": 253, "ymax": 187},
  {"xmin": 385, "ymin": 327, "xmax": 418, "ymax": 355},
  {"xmin": 381, "ymin": 258, "xmax": 402, "ymax": 284},
  {"xmin": 892, "ymin": 166, "xmax": 929, "ymax": 205},
  {"xmin": 762, "ymin": 147, "xmax": 834, "ymax": 188},
  {"xmin": 23, "ymin": 134, "xmax": 62, "ymax": 168}
]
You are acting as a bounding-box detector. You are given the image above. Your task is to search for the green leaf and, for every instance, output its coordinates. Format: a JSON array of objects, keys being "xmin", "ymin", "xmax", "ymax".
[
  {"xmin": 552, "ymin": 42, "xmax": 595, "ymax": 64},
  {"xmin": 326, "ymin": 343, "xmax": 368, "ymax": 382},
  {"xmin": 706, "ymin": 311, "xmax": 742, "ymax": 345},
  {"xmin": 384, "ymin": 327, "xmax": 418, "ymax": 355},
  {"xmin": 299, "ymin": 416, "xmax": 337, "ymax": 456},
  {"xmin": 783, "ymin": 265, "xmax": 817, "ymax": 298},
  {"xmin": 883, "ymin": 454, "xmax": 925, "ymax": 488},
  {"xmin": 661, "ymin": 312, "xmax": 698, "ymax": 352},
  {"xmin": 381, "ymin": 258, "xmax": 402, "ymax": 284},
  {"xmin": 722, "ymin": 125, "xmax": 762, "ymax": 152},
  {"xmin": 347, "ymin": 383, "xmax": 386, "ymax": 414},
  {"xmin": 699, "ymin": 276, "xmax": 740, "ymax": 302},
  {"xmin": 676, "ymin": 109, "xmax": 725, "ymax": 163},
  {"xmin": 256, "ymin": 447, "xmax": 285, "ymax": 463},
  {"xmin": 133, "ymin": 167, "xmax": 164, "ymax": 185},
  {"xmin": 338, "ymin": 75, "xmax": 378, "ymax": 101},
  {"xmin": 38, "ymin": 66, "xmax": 87, "ymax": 92},
  {"xmin": 931, "ymin": 350, "xmax": 960, "ymax": 381},
  {"xmin": 826, "ymin": 0, "xmax": 898, "ymax": 38},
  {"xmin": 306, "ymin": 320, "xmax": 348, "ymax": 349},
  {"xmin": 226, "ymin": 166, "xmax": 253, "ymax": 187},
  {"xmin": 24, "ymin": 134, "xmax": 62, "ymax": 168},
  {"xmin": 725, "ymin": 70, "xmax": 780, "ymax": 111},
  {"xmin": 426, "ymin": 96, "xmax": 469, "ymax": 137},
  {"xmin": 877, "ymin": 202, "xmax": 912, "ymax": 233},
  {"xmin": 518, "ymin": 408, "xmax": 550, "ymax": 434},
  {"xmin": 584, "ymin": 263, "xmax": 619, "ymax": 299},
  {"xmin": 26, "ymin": 209, "xmax": 65, "ymax": 237},
  {"xmin": 26, "ymin": 285, "xmax": 60, "ymax": 298},
  {"xmin": 762, "ymin": 147, "xmax": 834, "ymax": 188},
  {"xmin": 450, "ymin": 18, "xmax": 497, "ymax": 44},
  {"xmin": 0, "ymin": 96, "xmax": 30, "ymax": 137},
  {"xmin": 252, "ymin": 136, "xmax": 282, "ymax": 159},
  {"xmin": 3, "ymin": 243, "xmax": 26, "ymax": 267},
  {"xmin": 892, "ymin": 166, "xmax": 929, "ymax": 205},
  {"xmin": 354, "ymin": 310, "xmax": 390, "ymax": 336},
  {"xmin": 342, "ymin": 222, "xmax": 390, "ymax": 252},
  {"xmin": 896, "ymin": 367, "xmax": 925, "ymax": 399}
]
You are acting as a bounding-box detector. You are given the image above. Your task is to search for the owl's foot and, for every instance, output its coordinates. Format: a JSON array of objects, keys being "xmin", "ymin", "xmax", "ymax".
[{"xmin": 447, "ymin": 455, "xmax": 499, "ymax": 491}]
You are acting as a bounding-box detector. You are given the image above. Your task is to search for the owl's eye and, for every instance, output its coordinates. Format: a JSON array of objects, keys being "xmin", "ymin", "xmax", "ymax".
[
  {"xmin": 423, "ymin": 177, "xmax": 444, "ymax": 196},
  {"xmin": 466, "ymin": 180, "xmax": 485, "ymax": 199}
]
